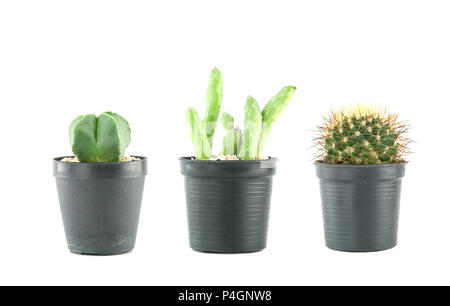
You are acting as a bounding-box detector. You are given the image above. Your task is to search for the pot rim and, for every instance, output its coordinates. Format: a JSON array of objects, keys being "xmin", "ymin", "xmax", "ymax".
[
  {"xmin": 179, "ymin": 156, "xmax": 278, "ymax": 163},
  {"xmin": 179, "ymin": 156, "xmax": 277, "ymax": 177},
  {"xmin": 314, "ymin": 161, "xmax": 407, "ymax": 168},
  {"xmin": 54, "ymin": 155, "xmax": 147, "ymax": 165},
  {"xmin": 53, "ymin": 155, "xmax": 148, "ymax": 179}
]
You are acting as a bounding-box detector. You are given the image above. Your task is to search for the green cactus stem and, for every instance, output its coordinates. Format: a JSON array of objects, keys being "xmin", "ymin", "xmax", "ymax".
[
  {"xmin": 239, "ymin": 96, "xmax": 262, "ymax": 160},
  {"xmin": 221, "ymin": 112, "xmax": 234, "ymax": 131},
  {"xmin": 257, "ymin": 86, "xmax": 296, "ymax": 156},
  {"xmin": 186, "ymin": 68, "xmax": 223, "ymax": 160},
  {"xmin": 186, "ymin": 107, "xmax": 212, "ymax": 159},
  {"xmin": 221, "ymin": 112, "xmax": 242, "ymax": 155},
  {"xmin": 69, "ymin": 111, "xmax": 131, "ymax": 163},
  {"xmin": 203, "ymin": 67, "xmax": 223, "ymax": 148},
  {"xmin": 316, "ymin": 105, "xmax": 410, "ymax": 165}
]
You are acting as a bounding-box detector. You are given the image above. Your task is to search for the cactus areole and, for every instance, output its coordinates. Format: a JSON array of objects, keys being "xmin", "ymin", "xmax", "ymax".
[{"xmin": 186, "ymin": 67, "xmax": 296, "ymax": 160}]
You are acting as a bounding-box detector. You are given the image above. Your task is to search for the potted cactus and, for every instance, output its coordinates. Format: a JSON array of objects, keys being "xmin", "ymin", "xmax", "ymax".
[
  {"xmin": 314, "ymin": 105, "xmax": 411, "ymax": 252},
  {"xmin": 180, "ymin": 67, "xmax": 296, "ymax": 253},
  {"xmin": 53, "ymin": 112, "xmax": 147, "ymax": 255}
]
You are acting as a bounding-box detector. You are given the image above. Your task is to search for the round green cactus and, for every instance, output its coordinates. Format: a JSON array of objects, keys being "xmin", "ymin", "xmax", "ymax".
[
  {"xmin": 69, "ymin": 111, "xmax": 131, "ymax": 163},
  {"xmin": 316, "ymin": 105, "xmax": 410, "ymax": 165}
]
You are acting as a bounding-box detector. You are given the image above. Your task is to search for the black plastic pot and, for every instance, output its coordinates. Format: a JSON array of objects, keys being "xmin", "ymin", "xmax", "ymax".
[
  {"xmin": 315, "ymin": 162, "xmax": 406, "ymax": 252},
  {"xmin": 53, "ymin": 156, "xmax": 147, "ymax": 255},
  {"xmin": 179, "ymin": 157, "xmax": 277, "ymax": 253}
]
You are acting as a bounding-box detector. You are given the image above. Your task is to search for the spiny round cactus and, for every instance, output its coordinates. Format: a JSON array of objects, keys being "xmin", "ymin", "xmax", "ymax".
[{"xmin": 316, "ymin": 105, "xmax": 410, "ymax": 165}]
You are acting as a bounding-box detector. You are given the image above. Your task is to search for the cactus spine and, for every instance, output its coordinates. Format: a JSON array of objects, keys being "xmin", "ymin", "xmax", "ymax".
[
  {"xmin": 221, "ymin": 112, "xmax": 242, "ymax": 155},
  {"xmin": 316, "ymin": 105, "xmax": 410, "ymax": 165},
  {"xmin": 69, "ymin": 111, "xmax": 131, "ymax": 162}
]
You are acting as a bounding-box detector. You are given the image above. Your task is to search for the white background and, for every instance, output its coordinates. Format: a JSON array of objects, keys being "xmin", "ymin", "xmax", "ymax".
[{"xmin": 0, "ymin": 0, "xmax": 447, "ymax": 285}]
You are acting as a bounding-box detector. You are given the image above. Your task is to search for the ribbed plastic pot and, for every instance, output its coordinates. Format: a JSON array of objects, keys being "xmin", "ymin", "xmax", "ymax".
[
  {"xmin": 179, "ymin": 157, "xmax": 277, "ymax": 254},
  {"xmin": 315, "ymin": 162, "xmax": 406, "ymax": 252},
  {"xmin": 53, "ymin": 156, "xmax": 147, "ymax": 255}
]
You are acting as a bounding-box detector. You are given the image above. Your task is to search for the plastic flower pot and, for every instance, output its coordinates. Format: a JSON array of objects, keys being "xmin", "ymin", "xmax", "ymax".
[
  {"xmin": 53, "ymin": 156, "xmax": 148, "ymax": 255},
  {"xmin": 315, "ymin": 162, "xmax": 406, "ymax": 252},
  {"xmin": 179, "ymin": 157, "xmax": 277, "ymax": 253}
]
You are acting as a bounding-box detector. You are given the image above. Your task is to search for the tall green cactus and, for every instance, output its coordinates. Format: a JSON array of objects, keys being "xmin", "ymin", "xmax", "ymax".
[
  {"xmin": 186, "ymin": 68, "xmax": 295, "ymax": 160},
  {"xmin": 239, "ymin": 96, "xmax": 262, "ymax": 160},
  {"xmin": 221, "ymin": 112, "xmax": 242, "ymax": 155},
  {"xmin": 69, "ymin": 111, "xmax": 131, "ymax": 162},
  {"xmin": 257, "ymin": 86, "xmax": 296, "ymax": 155}
]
